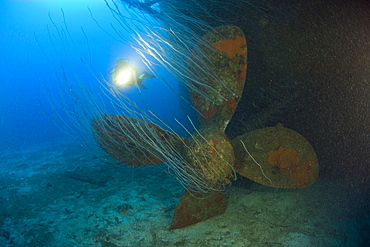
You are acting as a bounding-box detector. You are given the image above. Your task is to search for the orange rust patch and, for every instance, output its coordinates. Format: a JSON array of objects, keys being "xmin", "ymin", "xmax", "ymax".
[
  {"xmin": 235, "ymin": 63, "xmax": 247, "ymax": 83},
  {"xmin": 291, "ymin": 156, "xmax": 318, "ymax": 187},
  {"xmin": 200, "ymin": 104, "xmax": 218, "ymax": 122},
  {"xmin": 211, "ymin": 138, "xmax": 219, "ymax": 145},
  {"xmin": 131, "ymin": 155, "xmax": 162, "ymax": 166},
  {"xmin": 268, "ymin": 146, "xmax": 300, "ymax": 169},
  {"xmin": 224, "ymin": 98, "xmax": 238, "ymax": 111},
  {"xmin": 171, "ymin": 191, "xmax": 226, "ymax": 230},
  {"xmin": 190, "ymin": 94, "xmax": 218, "ymax": 122},
  {"xmin": 212, "ymin": 35, "xmax": 246, "ymax": 59}
]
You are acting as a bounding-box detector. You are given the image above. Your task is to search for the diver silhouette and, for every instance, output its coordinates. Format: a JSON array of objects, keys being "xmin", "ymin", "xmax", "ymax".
[{"xmin": 111, "ymin": 58, "xmax": 155, "ymax": 89}]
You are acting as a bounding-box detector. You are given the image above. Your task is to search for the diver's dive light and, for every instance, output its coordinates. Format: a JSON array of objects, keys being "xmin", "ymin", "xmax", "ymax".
[
  {"xmin": 112, "ymin": 58, "xmax": 137, "ymax": 88},
  {"xmin": 114, "ymin": 67, "xmax": 134, "ymax": 87}
]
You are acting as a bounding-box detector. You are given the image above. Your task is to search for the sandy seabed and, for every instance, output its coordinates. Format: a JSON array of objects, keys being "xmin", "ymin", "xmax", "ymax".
[{"xmin": 0, "ymin": 142, "xmax": 368, "ymax": 247}]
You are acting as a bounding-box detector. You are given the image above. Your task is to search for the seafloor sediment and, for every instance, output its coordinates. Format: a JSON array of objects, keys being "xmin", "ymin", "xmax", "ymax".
[{"xmin": 0, "ymin": 143, "xmax": 368, "ymax": 246}]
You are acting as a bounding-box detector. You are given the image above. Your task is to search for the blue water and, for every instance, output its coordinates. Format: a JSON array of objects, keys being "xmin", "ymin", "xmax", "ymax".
[{"xmin": 0, "ymin": 0, "xmax": 196, "ymax": 151}]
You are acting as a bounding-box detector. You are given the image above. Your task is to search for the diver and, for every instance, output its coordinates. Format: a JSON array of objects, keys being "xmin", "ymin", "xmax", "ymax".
[{"xmin": 111, "ymin": 58, "xmax": 155, "ymax": 89}]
